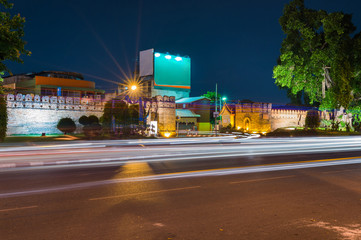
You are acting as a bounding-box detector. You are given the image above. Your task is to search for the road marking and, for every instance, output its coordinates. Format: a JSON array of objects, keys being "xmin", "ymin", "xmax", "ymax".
[
  {"xmin": 89, "ymin": 185, "xmax": 201, "ymax": 201},
  {"xmin": 229, "ymin": 175, "xmax": 295, "ymax": 184},
  {"xmin": 0, "ymin": 205, "xmax": 38, "ymax": 212}
]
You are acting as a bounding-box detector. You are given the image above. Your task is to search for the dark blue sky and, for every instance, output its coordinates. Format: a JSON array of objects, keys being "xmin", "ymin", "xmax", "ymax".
[{"xmin": 6, "ymin": 0, "xmax": 361, "ymax": 104}]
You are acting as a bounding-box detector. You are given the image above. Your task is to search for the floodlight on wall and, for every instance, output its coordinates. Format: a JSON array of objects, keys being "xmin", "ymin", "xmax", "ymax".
[
  {"xmin": 154, "ymin": 53, "xmax": 160, "ymax": 57},
  {"xmin": 175, "ymin": 57, "xmax": 182, "ymax": 61},
  {"xmin": 165, "ymin": 55, "xmax": 172, "ymax": 59}
]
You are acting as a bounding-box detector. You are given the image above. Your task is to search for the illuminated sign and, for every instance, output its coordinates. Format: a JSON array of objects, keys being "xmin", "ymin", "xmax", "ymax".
[{"xmin": 153, "ymin": 52, "xmax": 191, "ymax": 91}]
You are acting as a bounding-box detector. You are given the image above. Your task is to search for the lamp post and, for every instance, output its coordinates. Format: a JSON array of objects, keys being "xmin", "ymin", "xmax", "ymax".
[
  {"xmin": 128, "ymin": 83, "xmax": 145, "ymax": 130},
  {"xmin": 221, "ymin": 97, "xmax": 227, "ymax": 111}
]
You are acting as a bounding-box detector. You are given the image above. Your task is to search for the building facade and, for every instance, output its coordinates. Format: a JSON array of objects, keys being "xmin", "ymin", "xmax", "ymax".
[
  {"xmin": 3, "ymin": 71, "xmax": 104, "ymax": 98},
  {"xmin": 176, "ymin": 97, "xmax": 211, "ymax": 131}
]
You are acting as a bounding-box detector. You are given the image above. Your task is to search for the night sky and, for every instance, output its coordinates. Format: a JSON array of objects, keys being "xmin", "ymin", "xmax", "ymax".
[{"xmin": 5, "ymin": 0, "xmax": 361, "ymax": 104}]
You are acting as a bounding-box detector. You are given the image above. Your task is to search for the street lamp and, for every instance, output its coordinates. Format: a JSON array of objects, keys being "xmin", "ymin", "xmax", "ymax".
[{"xmin": 219, "ymin": 96, "xmax": 227, "ymax": 118}]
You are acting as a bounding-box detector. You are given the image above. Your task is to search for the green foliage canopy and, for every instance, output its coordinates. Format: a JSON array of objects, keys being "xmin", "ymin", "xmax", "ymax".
[
  {"xmin": 273, "ymin": 0, "xmax": 361, "ymax": 109},
  {"xmin": 0, "ymin": 0, "xmax": 30, "ymax": 141},
  {"xmin": 202, "ymin": 91, "xmax": 222, "ymax": 103},
  {"xmin": 102, "ymin": 100, "xmax": 139, "ymax": 128},
  {"xmin": 0, "ymin": 0, "xmax": 31, "ymax": 74},
  {"xmin": 57, "ymin": 118, "xmax": 76, "ymax": 134}
]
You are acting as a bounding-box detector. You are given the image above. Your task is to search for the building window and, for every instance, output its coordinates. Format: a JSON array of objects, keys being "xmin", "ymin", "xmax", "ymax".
[{"xmin": 41, "ymin": 88, "xmax": 55, "ymax": 96}]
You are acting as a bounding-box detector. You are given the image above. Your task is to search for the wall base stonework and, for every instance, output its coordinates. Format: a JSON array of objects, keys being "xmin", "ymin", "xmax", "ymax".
[
  {"xmin": 144, "ymin": 95, "xmax": 176, "ymax": 136},
  {"xmin": 6, "ymin": 94, "xmax": 103, "ymax": 135},
  {"xmin": 7, "ymin": 108, "xmax": 103, "ymax": 135}
]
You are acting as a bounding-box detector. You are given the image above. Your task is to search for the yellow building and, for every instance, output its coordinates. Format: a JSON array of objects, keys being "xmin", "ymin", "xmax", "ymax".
[{"xmin": 220, "ymin": 102, "xmax": 272, "ymax": 133}]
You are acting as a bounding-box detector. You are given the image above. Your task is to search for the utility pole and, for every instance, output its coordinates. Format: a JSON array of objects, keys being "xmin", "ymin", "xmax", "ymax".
[
  {"xmin": 215, "ymin": 83, "xmax": 218, "ymax": 113},
  {"xmin": 215, "ymin": 83, "xmax": 218, "ymax": 136}
]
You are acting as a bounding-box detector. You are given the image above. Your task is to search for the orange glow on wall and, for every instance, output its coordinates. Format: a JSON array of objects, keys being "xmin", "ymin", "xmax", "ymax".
[{"xmin": 35, "ymin": 76, "xmax": 95, "ymax": 89}]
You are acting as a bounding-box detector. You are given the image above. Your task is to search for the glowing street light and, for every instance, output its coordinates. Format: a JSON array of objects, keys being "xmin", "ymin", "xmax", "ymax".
[{"xmin": 131, "ymin": 85, "xmax": 137, "ymax": 91}]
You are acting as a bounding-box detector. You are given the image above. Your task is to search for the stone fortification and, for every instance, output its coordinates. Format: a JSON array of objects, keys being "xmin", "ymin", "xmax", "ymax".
[
  {"xmin": 6, "ymin": 94, "xmax": 104, "ymax": 135},
  {"xmin": 144, "ymin": 95, "xmax": 176, "ymax": 136},
  {"xmin": 232, "ymin": 102, "xmax": 327, "ymax": 132},
  {"xmin": 270, "ymin": 108, "xmax": 308, "ymax": 131},
  {"xmin": 235, "ymin": 103, "xmax": 272, "ymax": 133}
]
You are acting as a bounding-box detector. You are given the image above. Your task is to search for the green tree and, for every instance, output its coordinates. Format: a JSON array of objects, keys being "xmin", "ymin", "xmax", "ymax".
[
  {"xmin": 57, "ymin": 118, "xmax": 76, "ymax": 134},
  {"xmin": 305, "ymin": 110, "xmax": 320, "ymax": 129},
  {"xmin": 0, "ymin": 0, "xmax": 30, "ymax": 141},
  {"xmin": 79, "ymin": 115, "xmax": 90, "ymax": 126},
  {"xmin": 1, "ymin": 0, "xmax": 31, "ymax": 74},
  {"xmin": 88, "ymin": 115, "xmax": 99, "ymax": 124},
  {"xmin": 273, "ymin": 0, "xmax": 360, "ymax": 109},
  {"xmin": 101, "ymin": 100, "xmax": 138, "ymax": 131},
  {"xmin": 202, "ymin": 91, "xmax": 222, "ymax": 103}
]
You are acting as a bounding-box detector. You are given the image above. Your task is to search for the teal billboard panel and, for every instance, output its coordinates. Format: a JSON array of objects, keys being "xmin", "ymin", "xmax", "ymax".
[{"xmin": 153, "ymin": 52, "xmax": 191, "ymax": 91}]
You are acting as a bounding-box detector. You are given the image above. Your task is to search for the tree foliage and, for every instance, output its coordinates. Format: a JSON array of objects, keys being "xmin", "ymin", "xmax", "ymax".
[
  {"xmin": 273, "ymin": 0, "xmax": 361, "ymax": 109},
  {"xmin": 202, "ymin": 91, "xmax": 222, "ymax": 103},
  {"xmin": 0, "ymin": 0, "xmax": 31, "ymax": 74},
  {"xmin": 305, "ymin": 110, "xmax": 320, "ymax": 129},
  {"xmin": 79, "ymin": 115, "xmax": 101, "ymax": 137},
  {"xmin": 0, "ymin": 0, "xmax": 30, "ymax": 141},
  {"xmin": 57, "ymin": 118, "xmax": 76, "ymax": 134},
  {"xmin": 101, "ymin": 100, "xmax": 139, "ymax": 129},
  {"xmin": 0, "ymin": 94, "xmax": 7, "ymax": 141}
]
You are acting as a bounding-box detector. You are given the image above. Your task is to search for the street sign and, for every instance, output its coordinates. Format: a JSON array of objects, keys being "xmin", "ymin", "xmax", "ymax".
[
  {"xmin": 57, "ymin": 87, "xmax": 61, "ymax": 96},
  {"xmin": 150, "ymin": 121, "xmax": 157, "ymax": 136}
]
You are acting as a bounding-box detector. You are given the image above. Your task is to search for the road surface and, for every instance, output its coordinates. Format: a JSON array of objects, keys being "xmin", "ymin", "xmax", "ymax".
[{"xmin": 1, "ymin": 136, "xmax": 361, "ymax": 239}]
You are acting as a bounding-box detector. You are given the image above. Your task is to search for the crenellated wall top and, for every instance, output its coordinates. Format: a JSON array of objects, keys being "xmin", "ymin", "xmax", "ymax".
[{"xmin": 7, "ymin": 94, "xmax": 102, "ymax": 105}]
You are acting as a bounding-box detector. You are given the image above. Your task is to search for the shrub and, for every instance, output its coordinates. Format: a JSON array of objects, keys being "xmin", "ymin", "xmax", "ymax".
[
  {"xmin": 88, "ymin": 115, "xmax": 99, "ymax": 124},
  {"xmin": 305, "ymin": 110, "xmax": 320, "ymax": 129},
  {"xmin": 0, "ymin": 94, "xmax": 7, "ymax": 142},
  {"xmin": 321, "ymin": 119, "xmax": 332, "ymax": 130},
  {"xmin": 79, "ymin": 115, "xmax": 90, "ymax": 126},
  {"xmin": 83, "ymin": 123, "xmax": 102, "ymax": 138},
  {"xmin": 57, "ymin": 118, "xmax": 76, "ymax": 134},
  {"xmin": 331, "ymin": 120, "xmax": 340, "ymax": 131}
]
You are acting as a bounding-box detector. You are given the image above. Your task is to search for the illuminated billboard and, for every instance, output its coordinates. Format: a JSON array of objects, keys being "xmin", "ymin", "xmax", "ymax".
[{"xmin": 153, "ymin": 52, "xmax": 191, "ymax": 91}]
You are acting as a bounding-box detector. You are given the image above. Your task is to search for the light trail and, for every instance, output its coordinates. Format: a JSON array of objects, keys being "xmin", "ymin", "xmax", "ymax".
[
  {"xmin": 1, "ymin": 136, "xmax": 361, "ymax": 170},
  {"xmin": 1, "ymin": 156, "xmax": 361, "ymax": 199}
]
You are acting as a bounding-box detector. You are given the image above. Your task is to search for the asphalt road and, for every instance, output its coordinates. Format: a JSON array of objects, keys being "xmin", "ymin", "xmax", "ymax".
[{"xmin": 1, "ymin": 137, "xmax": 361, "ymax": 239}]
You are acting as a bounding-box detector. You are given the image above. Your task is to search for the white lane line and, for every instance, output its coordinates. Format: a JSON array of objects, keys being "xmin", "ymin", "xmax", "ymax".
[
  {"xmin": 229, "ymin": 175, "xmax": 296, "ymax": 184},
  {"xmin": 0, "ymin": 205, "xmax": 38, "ymax": 212},
  {"xmin": 89, "ymin": 185, "xmax": 201, "ymax": 201}
]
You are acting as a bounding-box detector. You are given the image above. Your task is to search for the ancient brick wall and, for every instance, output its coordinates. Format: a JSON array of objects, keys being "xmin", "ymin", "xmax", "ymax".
[
  {"xmin": 234, "ymin": 103, "xmax": 272, "ymax": 133},
  {"xmin": 232, "ymin": 103, "xmax": 327, "ymax": 133},
  {"xmin": 144, "ymin": 95, "xmax": 176, "ymax": 136},
  {"xmin": 6, "ymin": 94, "xmax": 103, "ymax": 135},
  {"xmin": 270, "ymin": 109, "xmax": 308, "ymax": 131}
]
